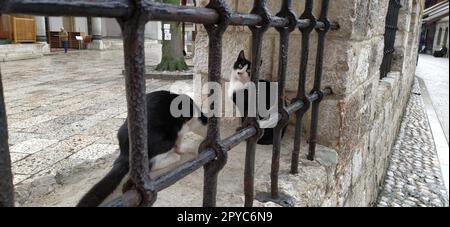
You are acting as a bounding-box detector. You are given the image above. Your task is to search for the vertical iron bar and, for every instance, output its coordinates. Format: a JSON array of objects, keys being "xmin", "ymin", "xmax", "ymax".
[
  {"xmin": 244, "ymin": 140, "xmax": 257, "ymax": 207},
  {"xmin": 383, "ymin": 0, "xmax": 394, "ymax": 78},
  {"xmin": 291, "ymin": 0, "xmax": 315, "ymax": 173},
  {"xmin": 271, "ymin": 0, "xmax": 295, "ymax": 199},
  {"xmin": 202, "ymin": 25, "xmax": 224, "ymax": 208},
  {"xmin": 388, "ymin": 0, "xmax": 401, "ymax": 72},
  {"xmin": 271, "ymin": 28, "xmax": 288, "ymax": 199},
  {"xmin": 380, "ymin": 0, "xmax": 402, "ymax": 79},
  {"xmin": 201, "ymin": 0, "xmax": 231, "ymax": 207},
  {"xmin": 117, "ymin": 3, "xmax": 155, "ymax": 206},
  {"xmin": 244, "ymin": 0, "xmax": 269, "ymax": 207},
  {"xmin": 0, "ymin": 69, "xmax": 14, "ymax": 207},
  {"xmin": 307, "ymin": 0, "xmax": 330, "ymax": 161}
]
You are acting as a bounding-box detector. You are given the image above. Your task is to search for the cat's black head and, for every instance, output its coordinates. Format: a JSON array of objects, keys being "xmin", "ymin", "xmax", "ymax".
[
  {"xmin": 231, "ymin": 50, "xmax": 263, "ymax": 83},
  {"xmin": 233, "ymin": 50, "xmax": 252, "ymax": 72},
  {"xmin": 231, "ymin": 50, "xmax": 252, "ymax": 83}
]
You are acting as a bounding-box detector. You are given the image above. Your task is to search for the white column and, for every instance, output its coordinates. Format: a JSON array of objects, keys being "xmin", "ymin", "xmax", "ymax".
[
  {"xmin": 34, "ymin": 16, "xmax": 50, "ymax": 54},
  {"xmin": 35, "ymin": 16, "xmax": 47, "ymax": 42},
  {"xmin": 88, "ymin": 17, "xmax": 105, "ymax": 50},
  {"xmin": 92, "ymin": 17, "xmax": 102, "ymax": 40}
]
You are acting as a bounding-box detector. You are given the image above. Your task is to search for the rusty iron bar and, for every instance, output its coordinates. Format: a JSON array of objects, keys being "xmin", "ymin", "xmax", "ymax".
[
  {"xmin": 380, "ymin": 0, "xmax": 402, "ymax": 79},
  {"xmin": 198, "ymin": 0, "xmax": 231, "ymax": 207},
  {"xmin": 291, "ymin": 0, "xmax": 315, "ymax": 174},
  {"xmin": 99, "ymin": 86, "xmax": 331, "ymax": 207},
  {"xmin": 270, "ymin": 0, "xmax": 296, "ymax": 200},
  {"xmin": 66, "ymin": 88, "xmax": 330, "ymax": 207},
  {"xmin": 286, "ymin": 88, "xmax": 332, "ymax": 115},
  {"xmin": 0, "ymin": 69, "xmax": 14, "ymax": 207},
  {"xmin": 106, "ymin": 125, "xmax": 257, "ymax": 206},
  {"xmin": 307, "ymin": 0, "xmax": 331, "ymax": 161},
  {"xmin": 0, "ymin": 0, "xmax": 339, "ymax": 30},
  {"xmin": 241, "ymin": 0, "xmax": 269, "ymax": 208},
  {"xmin": 116, "ymin": 0, "xmax": 156, "ymax": 207},
  {"xmin": 0, "ymin": 0, "xmax": 337, "ymax": 207}
]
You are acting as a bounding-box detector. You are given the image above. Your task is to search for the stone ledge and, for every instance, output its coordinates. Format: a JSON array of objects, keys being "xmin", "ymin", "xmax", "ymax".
[
  {"xmin": 0, "ymin": 43, "xmax": 50, "ymax": 62},
  {"xmin": 100, "ymin": 38, "xmax": 161, "ymax": 51}
]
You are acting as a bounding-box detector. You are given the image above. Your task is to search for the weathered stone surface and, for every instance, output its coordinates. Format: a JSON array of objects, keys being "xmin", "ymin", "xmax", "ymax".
[
  {"xmin": 0, "ymin": 43, "xmax": 50, "ymax": 62},
  {"xmin": 192, "ymin": 0, "xmax": 428, "ymax": 207}
]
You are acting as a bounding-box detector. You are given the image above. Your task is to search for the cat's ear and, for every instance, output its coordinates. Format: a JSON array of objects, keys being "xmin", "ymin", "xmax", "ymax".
[{"xmin": 238, "ymin": 50, "xmax": 246, "ymax": 60}]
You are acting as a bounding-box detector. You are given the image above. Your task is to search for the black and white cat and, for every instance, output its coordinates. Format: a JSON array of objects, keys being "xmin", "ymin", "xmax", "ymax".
[
  {"xmin": 77, "ymin": 90, "xmax": 207, "ymax": 207},
  {"xmin": 228, "ymin": 50, "xmax": 286, "ymax": 145}
]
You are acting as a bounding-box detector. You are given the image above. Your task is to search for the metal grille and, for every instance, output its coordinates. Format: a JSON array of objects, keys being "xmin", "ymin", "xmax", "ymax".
[
  {"xmin": 0, "ymin": 0, "xmax": 337, "ymax": 207},
  {"xmin": 380, "ymin": 0, "xmax": 402, "ymax": 79}
]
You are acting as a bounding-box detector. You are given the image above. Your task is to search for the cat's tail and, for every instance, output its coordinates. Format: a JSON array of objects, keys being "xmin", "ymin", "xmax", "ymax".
[
  {"xmin": 77, "ymin": 123, "xmax": 130, "ymax": 207},
  {"xmin": 76, "ymin": 156, "xmax": 129, "ymax": 207}
]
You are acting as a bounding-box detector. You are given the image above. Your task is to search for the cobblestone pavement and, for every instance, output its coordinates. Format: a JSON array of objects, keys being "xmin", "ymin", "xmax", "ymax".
[
  {"xmin": 377, "ymin": 80, "xmax": 449, "ymax": 207},
  {"xmin": 416, "ymin": 54, "xmax": 449, "ymax": 143},
  {"xmin": 0, "ymin": 47, "xmax": 189, "ymax": 187}
]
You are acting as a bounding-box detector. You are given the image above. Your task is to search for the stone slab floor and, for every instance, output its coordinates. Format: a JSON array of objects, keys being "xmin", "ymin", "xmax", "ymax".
[
  {"xmin": 0, "ymin": 46, "xmax": 200, "ymax": 204},
  {"xmin": 377, "ymin": 80, "xmax": 449, "ymax": 207},
  {"xmin": 2, "ymin": 49, "xmax": 338, "ymax": 207}
]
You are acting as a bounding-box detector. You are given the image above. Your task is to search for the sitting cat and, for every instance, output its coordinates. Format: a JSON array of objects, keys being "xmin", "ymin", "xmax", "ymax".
[
  {"xmin": 228, "ymin": 50, "xmax": 287, "ymax": 145},
  {"xmin": 77, "ymin": 90, "xmax": 208, "ymax": 207}
]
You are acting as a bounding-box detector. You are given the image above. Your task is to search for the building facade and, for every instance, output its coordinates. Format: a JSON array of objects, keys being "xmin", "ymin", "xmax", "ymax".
[
  {"xmin": 0, "ymin": 15, "xmax": 161, "ymax": 48},
  {"xmin": 421, "ymin": 0, "xmax": 449, "ymax": 57},
  {"xmin": 0, "ymin": 15, "xmax": 162, "ymax": 61}
]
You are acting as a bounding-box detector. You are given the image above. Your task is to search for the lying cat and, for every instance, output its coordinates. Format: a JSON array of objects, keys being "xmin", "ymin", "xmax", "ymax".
[
  {"xmin": 77, "ymin": 90, "xmax": 207, "ymax": 207},
  {"xmin": 228, "ymin": 50, "xmax": 287, "ymax": 145}
]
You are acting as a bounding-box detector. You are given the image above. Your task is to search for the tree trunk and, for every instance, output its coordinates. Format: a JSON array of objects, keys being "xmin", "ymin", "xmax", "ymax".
[{"xmin": 156, "ymin": 0, "xmax": 188, "ymax": 71}]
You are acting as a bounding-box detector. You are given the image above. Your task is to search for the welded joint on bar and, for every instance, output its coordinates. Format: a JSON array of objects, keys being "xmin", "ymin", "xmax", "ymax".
[
  {"xmin": 275, "ymin": 1, "xmax": 297, "ymax": 33},
  {"xmin": 287, "ymin": 88, "xmax": 332, "ymax": 115},
  {"xmin": 315, "ymin": 0, "xmax": 331, "ymax": 33},
  {"xmin": 198, "ymin": 138, "xmax": 228, "ymax": 173},
  {"xmin": 299, "ymin": 0, "xmax": 316, "ymax": 33},
  {"xmin": 204, "ymin": 0, "xmax": 232, "ymax": 35},
  {"xmin": 249, "ymin": 0, "xmax": 271, "ymax": 32}
]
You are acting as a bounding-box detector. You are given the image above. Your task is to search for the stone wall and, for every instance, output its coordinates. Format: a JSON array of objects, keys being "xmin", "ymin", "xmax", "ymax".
[{"xmin": 193, "ymin": 0, "xmax": 425, "ymax": 206}]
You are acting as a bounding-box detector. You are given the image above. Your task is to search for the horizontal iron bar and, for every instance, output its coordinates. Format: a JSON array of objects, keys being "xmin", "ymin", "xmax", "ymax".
[
  {"xmin": 154, "ymin": 88, "xmax": 331, "ymax": 191},
  {"xmin": 108, "ymin": 86, "xmax": 329, "ymax": 205},
  {"xmin": 151, "ymin": 126, "xmax": 258, "ymax": 193},
  {"xmin": 153, "ymin": 148, "xmax": 216, "ymax": 192},
  {"xmin": 287, "ymin": 88, "xmax": 332, "ymax": 114},
  {"xmin": 0, "ymin": 0, "xmax": 339, "ymax": 30},
  {"xmin": 220, "ymin": 126, "xmax": 258, "ymax": 151}
]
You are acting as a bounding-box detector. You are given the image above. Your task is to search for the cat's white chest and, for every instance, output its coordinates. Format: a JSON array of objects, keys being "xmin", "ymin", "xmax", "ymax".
[{"xmin": 228, "ymin": 80, "xmax": 249, "ymax": 98}]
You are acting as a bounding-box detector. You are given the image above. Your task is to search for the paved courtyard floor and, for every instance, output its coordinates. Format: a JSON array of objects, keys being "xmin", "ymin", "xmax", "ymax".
[
  {"xmin": 1, "ymin": 47, "xmax": 174, "ymax": 188},
  {"xmin": 1, "ymin": 49, "xmax": 333, "ymax": 207}
]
